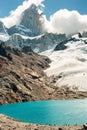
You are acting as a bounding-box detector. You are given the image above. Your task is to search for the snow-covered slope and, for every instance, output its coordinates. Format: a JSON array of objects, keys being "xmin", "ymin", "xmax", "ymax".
[
  {"xmin": 43, "ymin": 37, "xmax": 87, "ymax": 91},
  {"xmin": 14, "ymin": 33, "xmax": 44, "ymax": 40},
  {"xmin": 0, "ymin": 33, "xmax": 9, "ymax": 42}
]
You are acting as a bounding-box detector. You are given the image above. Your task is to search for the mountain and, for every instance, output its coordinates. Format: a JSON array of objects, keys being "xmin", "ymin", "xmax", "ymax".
[
  {"xmin": 0, "ymin": 4, "xmax": 87, "ymax": 54},
  {"xmin": 0, "ymin": 3, "xmax": 87, "ymax": 105},
  {"xmin": 20, "ymin": 4, "xmax": 45, "ymax": 36},
  {"xmin": 1, "ymin": 43, "xmax": 86, "ymax": 104},
  {"xmin": 7, "ymin": 4, "xmax": 45, "ymax": 37},
  {"xmin": 0, "ymin": 43, "xmax": 52, "ymax": 104},
  {"xmin": 6, "ymin": 33, "xmax": 66, "ymax": 52},
  {"xmin": 0, "ymin": 4, "xmax": 65, "ymax": 52}
]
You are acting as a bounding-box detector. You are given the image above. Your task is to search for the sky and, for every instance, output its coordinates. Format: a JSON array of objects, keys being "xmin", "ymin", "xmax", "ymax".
[
  {"xmin": 0, "ymin": 0, "xmax": 87, "ymax": 35},
  {"xmin": 0, "ymin": 0, "xmax": 23, "ymax": 17}
]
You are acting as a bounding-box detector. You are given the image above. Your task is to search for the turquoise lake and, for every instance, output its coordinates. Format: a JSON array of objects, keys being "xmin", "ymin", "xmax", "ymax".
[{"xmin": 0, "ymin": 99, "xmax": 87, "ymax": 125}]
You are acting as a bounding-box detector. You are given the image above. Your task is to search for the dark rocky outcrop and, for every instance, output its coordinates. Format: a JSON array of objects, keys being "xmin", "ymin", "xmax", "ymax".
[
  {"xmin": 54, "ymin": 40, "xmax": 67, "ymax": 51},
  {"xmin": 0, "ymin": 43, "xmax": 12, "ymax": 60},
  {"xmin": 83, "ymin": 124, "xmax": 87, "ymax": 130},
  {"xmin": 82, "ymin": 31, "xmax": 87, "ymax": 37},
  {"xmin": 78, "ymin": 32, "xmax": 82, "ymax": 38},
  {"xmin": 21, "ymin": 46, "xmax": 33, "ymax": 54}
]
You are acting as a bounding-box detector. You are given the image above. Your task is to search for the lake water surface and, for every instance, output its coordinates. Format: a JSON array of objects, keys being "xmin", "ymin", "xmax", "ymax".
[{"xmin": 0, "ymin": 99, "xmax": 87, "ymax": 125}]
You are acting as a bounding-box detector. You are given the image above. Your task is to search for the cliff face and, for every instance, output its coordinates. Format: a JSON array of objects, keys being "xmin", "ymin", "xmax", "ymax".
[
  {"xmin": 0, "ymin": 43, "xmax": 53, "ymax": 104},
  {"xmin": 20, "ymin": 4, "xmax": 45, "ymax": 36}
]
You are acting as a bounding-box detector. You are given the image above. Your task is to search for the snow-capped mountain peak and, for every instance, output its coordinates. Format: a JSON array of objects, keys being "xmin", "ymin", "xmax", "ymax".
[
  {"xmin": 7, "ymin": 4, "xmax": 46, "ymax": 37},
  {"xmin": 19, "ymin": 4, "xmax": 46, "ymax": 36}
]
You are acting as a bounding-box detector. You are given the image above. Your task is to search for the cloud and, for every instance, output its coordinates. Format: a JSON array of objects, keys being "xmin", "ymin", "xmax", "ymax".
[
  {"xmin": 47, "ymin": 9, "xmax": 87, "ymax": 35},
  {"xmin": 0, "ymin": 0, "xmax": 44, "ymax": 28}
]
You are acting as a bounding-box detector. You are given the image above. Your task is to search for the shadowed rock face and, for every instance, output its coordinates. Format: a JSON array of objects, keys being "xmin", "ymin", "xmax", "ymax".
[
  {"xmin": 0, "ymin": 43, "xmax": 12, "ymax": 61},
  {"xmin": 54, "ymin": 40, "xmax": 67, "ymax": 51},
  {"xmin": 21, "ymin": 46, "xmax": 33, "ymax": 54},
  {"xmin": 82, "ymin": 31, "xmax": 87, "ymax": 37}
]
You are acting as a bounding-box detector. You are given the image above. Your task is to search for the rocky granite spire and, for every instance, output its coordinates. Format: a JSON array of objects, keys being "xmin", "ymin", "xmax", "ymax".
[{"xmin": 20, "ymin": 4, "xmax": 45, "ymax": 36}]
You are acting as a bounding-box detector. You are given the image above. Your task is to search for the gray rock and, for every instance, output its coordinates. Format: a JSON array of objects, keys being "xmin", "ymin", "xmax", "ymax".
[
  {"xmin": 54, "ymin": 40, "xmax": 67, "ymax": 51},
  {"xmin": 6, "ymin": 33, "xmax": 66, "ymax": 52}
]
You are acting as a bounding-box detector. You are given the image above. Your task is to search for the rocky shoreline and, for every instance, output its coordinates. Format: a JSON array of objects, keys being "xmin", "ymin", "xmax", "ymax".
[{"xmin": 0, "ymin": 114, "xmax": 85, "ymax": 130}]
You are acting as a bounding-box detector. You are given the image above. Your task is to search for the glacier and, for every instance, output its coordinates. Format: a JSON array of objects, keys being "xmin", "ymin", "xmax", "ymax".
[{"xmin": 43, "ymin": 36, "xmax": 87, "ymax": 91}]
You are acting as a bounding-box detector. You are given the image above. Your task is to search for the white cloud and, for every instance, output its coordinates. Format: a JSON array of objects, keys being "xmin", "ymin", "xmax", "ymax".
[
  {"xmin": 47, "ymin": 9, "xmax": 87, "ymax": 35},
  {"xmin": 0, "ymin": 0, "xmax": 44, "ymax": 28}
]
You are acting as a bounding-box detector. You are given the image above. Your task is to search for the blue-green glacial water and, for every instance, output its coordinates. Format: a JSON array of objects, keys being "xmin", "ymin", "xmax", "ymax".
[{"xmin": 0, "ymin": 99, "xmax": 87, "ymax": 126}]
